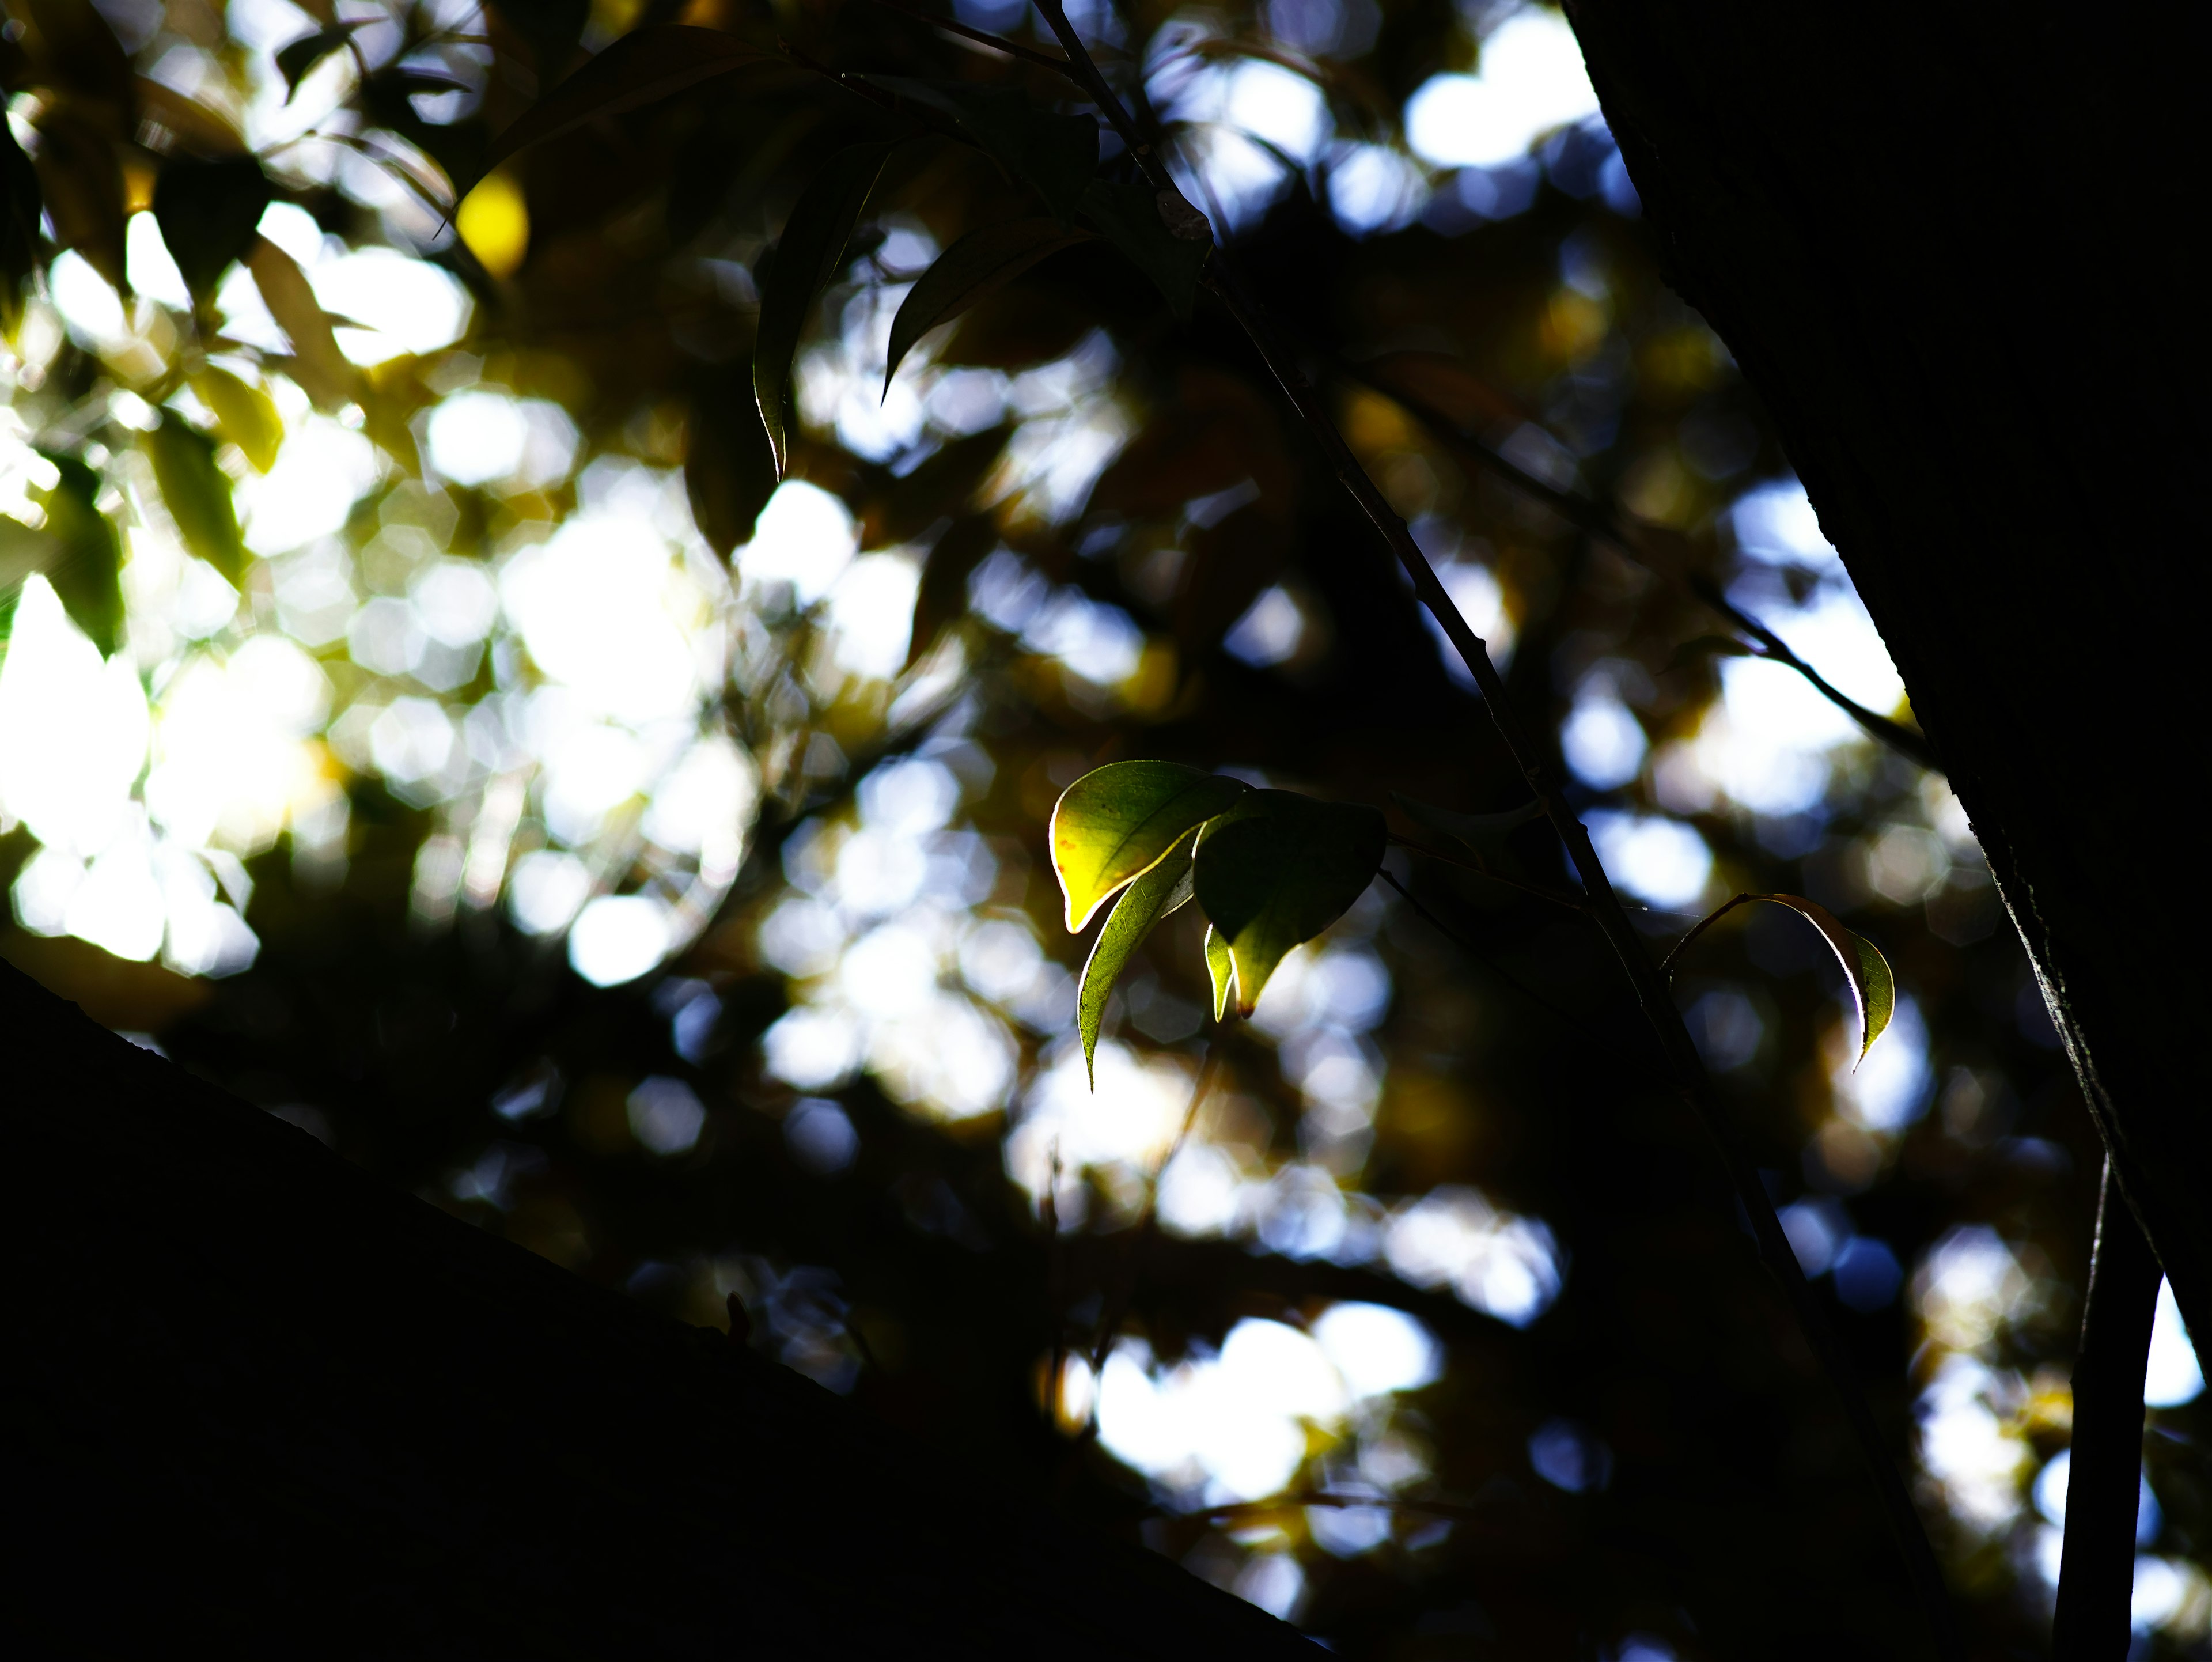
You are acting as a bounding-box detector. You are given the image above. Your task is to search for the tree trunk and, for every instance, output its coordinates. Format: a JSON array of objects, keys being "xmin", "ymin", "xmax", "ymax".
[
  {"xmin": 1, "ymin": 961, "xmax": 1313, "ymax": 1656},
  {"xmin": 1562, "ymin": 0, "xmax": 2208, "ymax": 1341}
]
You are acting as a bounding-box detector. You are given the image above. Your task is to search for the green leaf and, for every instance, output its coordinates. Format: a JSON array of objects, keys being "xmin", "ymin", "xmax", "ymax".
[
  {"xmin": 1762, "ymin": 894, "xmax": 1896, "ymax": 1067},
  {"xmin": 273, "ymin": 21, "xmax": 368, "ymax": 99},
  {"xmin": 1205, "ymin": 923, "xmax": 1234, "ymax": 1021},
  {"xmin": 684, "ymin": 370, "xmax": 777, "ymax": 558},
  {"xmin": 1391, "ymin": 791, "xmax": 1544, "ymax": 856},
  {"xmin": 752, "ymin": 143, "xmax": 891, "ymax": 479},
  {"xmin": 145, "ymin": 413, "xmax": 245, "ymax": 584},
  {"xmin": 1080, "ymin": 180, "xmax": 1211, "ymax": 320},
  {"xmin": 3, "ymin": 112, "xmax": 43, "ymax": 332},
  {"xmin": 1050, "ymin": 760, "xmax": 1248, "ymax": 932},
  {"xmin": 190, "ymin": 367, "xmax": 283, "ymax": 474},
  {"xmin": 884, "ymin": 219, "xmax": 1091, "ymax": 396},
  {"xmin": 868, "ymin": 79, "xmax": 1097, "ymax": 226},
  {"xmin": 480, "ymin": 25, "xmax": 774, "ymax": 176},
  {"xmin": 1077, "ymin": 832, "xmax": 1196, "ymax": 1084},
  {"xmin": 151, "ymin": 156, "xmax": 272, "ymax": 301},
  {"xmin": 1192, "ymin": 790, "xmax": 1387, "ymax": 1017},
  {"xmin": 33, "ymin": 452, "xmax": 124, "ymax": 657}
]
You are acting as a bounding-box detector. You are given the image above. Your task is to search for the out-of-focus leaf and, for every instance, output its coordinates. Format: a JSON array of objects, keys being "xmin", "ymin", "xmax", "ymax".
[
  {"xmin": 29, "ymin": 112, "xmax": 127, "ymax": 293},
  {"xmin": 33, "ymin": 451, "xmax": 124, "ymax": 656},
  {"xmin": 145, "ymin": 413, "xmax": 245, "ymax": 584},
  {"xmin": 885, "ymin": 220, "xmax": 1091, "ymax": 396},
  {"xmin": 1051, "ymin": 760, "xmax": 1249, "ymax": 932},
  {"xmin": 1080, "ymin": 179, "xmax": 1210, "ymax": 320},
  {"xmin": 246, "ymin": 235, "xmax": 357, "ymax": 409},
  {"xmin": 274, "ymin": 21, "xmax": 368, "ymax": 99},
  {"xmin": 1664, "ymin": 633, "xmax": 1755, "ymax": 674},
  {"xmin": 1192, "ymin": 790, "xmax": 1387, "ymax": 1017},
  {"xmin": 191, "ymin": 367, "xmax": 283, "ymax": 473},
  {"xmin": 2, "ymin": 116, "xmax": 41, "ymax": 329},
  {"xmin": 135, "ymin": 79, "xmax": 249, "ymax": 154},
  {"xmin": 153, "ymin": 156, "xmax": 272, "ymax": 301},
  {"xmin": 1392, "ymin": 791, "xmax": 1545, "ymax": 855},
  {"xmin": 487, "ymin": 0, "xmax": 590, "ymax": 81},
  {"xmin": 1204, "ymin": 923, "xmax": 1234, "ymax": 1020},
  {"xmin": 905, "ymin": 514, "xmax": 995, "ymax": 671},
  {"xmin": 686, "ymin": 372, "xmax": 778, "ymax": 559},
  {"xmin": 1078, "ymin": 832, "xmax": 1196, "ymax": 1084},
  {"xmin": 752, "ymin": 143, "xmax": 890, "ymax": 478},
  {"xmin": 868, "ymin": 79, "xmax": 1096, "ymax": 226},
  {"xmin": 1176, "ymin": 502, "xmax": 1290, "ymax": 654},
  {"xmin": 20, "ymin": 0, "xmax": 135, "ymax": 117},
  {"xmin": 1359, "ymin": 350, "xmax": 1538, "ymax": 432},
  {"xmin": 871, "ymin": 424, "xmax": 1009, "ymax": 547},
  {"xmin": 480, "ymin": 25, "xmax": 774, "ymax": 176},
  {"xmin": 1086, "ymin": 368, "xmax": 1291, "ymax": 520}
]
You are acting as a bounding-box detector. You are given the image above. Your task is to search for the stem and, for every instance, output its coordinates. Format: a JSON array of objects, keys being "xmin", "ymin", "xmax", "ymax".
[
  {"xmin": 1657, "ymin": 891, "xmax": 1763, "ymax": 980},
  {"xmin": 1028, "ymin": 6, "xmax": 1959, "ymax": 1650},
  {"xmin": 2054, "ymin": 1158, "xmax": 2162, "ymax": 1661}
]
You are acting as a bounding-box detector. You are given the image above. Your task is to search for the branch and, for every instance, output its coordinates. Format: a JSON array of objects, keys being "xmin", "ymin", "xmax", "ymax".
[
  {"xmin": 2053, "ymin": 1159, "xmax": 2163, "ymax": 1660},
  {"xmin": 864, "ymin": 0, "xmax": 1085, "ymax": 84},
  {"xmin": 1026, "ymin": 6, "xmax": 1959, "ymax": 1650}
]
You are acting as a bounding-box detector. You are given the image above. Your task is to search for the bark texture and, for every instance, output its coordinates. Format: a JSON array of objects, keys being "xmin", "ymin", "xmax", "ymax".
[
  {"xmin": 1563, "ymin": 0, "xmax": 2211, "ymax": 1335},
  {"xmin": 2, "ymin": 961, "xmax": 1315, "ymax": 1657}
]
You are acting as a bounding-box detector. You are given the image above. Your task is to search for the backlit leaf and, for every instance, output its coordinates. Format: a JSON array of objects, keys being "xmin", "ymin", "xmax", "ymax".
[
  {"xmin": 1192, "ymin": 790, "xmax": 1386, "ymax": 1017},
  {"xmin": 1050, "ymin": 760, "xmax": 1248, "ymax": 932},
  {"xmin": 33, "ymin": 452, "xmax": 124, "ymax": 656},
  {"xmin": 1762, "ymin": 894, "xmax": 1896, "ymax": 1066},
  {"xmin": 1080, "ymin": 180, "xmax": 1210, "ymax": 320},
  {"xmin": 153, "ymin": 156, "xmax": 272, "ymax": 301},
  {"xmin": 245, "ymin": 236, "xmax": 356, "ymax": 409},
  {"xmin": 884, "ymin": 219, "xmax": 1091, "ymax": 395},
  {"xmin": 752, "ymin": 144, "xmax": 891, "ymax": 478},
  {"xmin": 144, "ymin": 414, "xmax": 245, "ymax": 584},
  {"xmin": 480, "ymin": 25, "xmax": 773, "ymax": 176},
  {"xmin": 273, "ymin": 21, "xmax": 367, "ymax": 99},
  {"xmin": 190, "ymin": 368, "xmax": 282, "ymax": 474},
  {"xmin": 1078, "ymin": 832, "xmax": 1196, "ymax": 1084},
  {"xmin": 1205, "ymin": 923, "xmax": 1234, "ymax": 1021},
  {"xmin": 868, "ymin": 79, "xmax": 1097, "ymax": 226}
]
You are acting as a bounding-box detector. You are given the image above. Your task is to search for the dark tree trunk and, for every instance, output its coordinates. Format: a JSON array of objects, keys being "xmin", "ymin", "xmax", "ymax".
[{"xmin": 2, "ymin": 962, "xmax": 1313, "ymax": 1656}]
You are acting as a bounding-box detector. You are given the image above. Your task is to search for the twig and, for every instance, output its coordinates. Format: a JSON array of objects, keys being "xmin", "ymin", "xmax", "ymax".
[
  {"xmin": 863, "ymin": 0, "xmax": 1084, "ymax": 82},
  {"xmin": 1657, "ymin": 891, "xmax": 1762, "ymax": 980},
  {"xmin": 1378, "ymin": 869, "xmax": 1584, "ymax": 1030},
  {"xmin": 2053, "ymin": 1158, "xmax": 2162, "ymax": 1659},
  {"xmin": 1026, "ymin": 6, "xmax": 1959, "ymax": 1651}
]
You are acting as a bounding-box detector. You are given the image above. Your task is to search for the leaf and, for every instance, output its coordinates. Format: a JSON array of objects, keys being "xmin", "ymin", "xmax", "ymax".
[
  {"xmin": 1050, "ymin": 760, "xmax": 1248, "ymax": 932},
  {"xmin": 1192, "ymin": 790, "xmax": 1387, "ymax": 1017},
  {"xmin": 884, "ymin": 219, "xmax": 1091, "ymax": 396},
  {"xmin": 487, "ymin": 0, "xmax": 590, "ymax": 81},
  {"xmin": 1078, "ymin": 832, "xmax": 1197, "ymax": 1083},
  {"xmin": 1762, "ymin": 894, "xmax": 1896, "ymax": 1067},
  {"xmin": 1205, "ymin": 923, "xmax": 1235, "ymax": 1020},
  {"xmin": 1080, "ymin": 180, "xmax": 1211, "ymax": 320},
  {"xmin": 685, "ymin": 372, "xmax": 778, "ymax": 559},
  {"xmin": 752, "ymin": 143, "xmax": 891, "ymax": 478},
  {"xmin": 32, "ymin": 452, "xmax": 124, "ymax": 656},
  {"xmin": 273, "ymin": 21, "xmax": 367, "ymax": 99},
  {"xmin": 870, "ymin": 423, "xmax": 1010, "ymax": 547},
  {"xmin": 1391, "ymin": 792, "xmax": 1545, "ymax": 855},
  {"xmin": 144, "ymin": 414, "xmax": 245, "ymax": 583},
  {"xmin": 868, "ymin": 79, "xmax": 1097, "ymax": 226},
  {"xmin": 2, "ymin": 115, "xmax": 41, "ymax": 331},
  {"xmin": 190, "ymin": 368, "xmax": 283, "ymax": 473},
  {"xmin": 245, "ymin": 235, "xmax": 357, "ymax": 409},
  {"xmin": 1358, "ymin": 350, "xmax": 1539, "ymax": 432},
  {"xmin": 135, "ymin": 79, "xmax": 249, "ymax": 156},
  {"xmin": 905, "ymin": 513, "xmax": 995, "ymax": 671},
  {"xmin": 479, "ymin": 25, "xmax": 773, "ymax": 176},
  {"xmin": 152, "ymin": 156, "xmax": 272, "ymax": 301},
  {"xmin": 29, "ymin": 111, "xmax": 127, "ymax": 294}
]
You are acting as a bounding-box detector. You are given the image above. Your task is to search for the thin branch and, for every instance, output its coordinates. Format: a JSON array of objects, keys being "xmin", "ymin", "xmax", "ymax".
[
  {"xmin": 1026, "ymin": 6, "xmax": 1959, "ymax": 1650},
  {"xmin": 1657, "ymin": 891, "xmax": 1762, "ymax": 980},
  {"xmin": 864, "ymin": 0, "xmax": 1085, "ymax": 82}
]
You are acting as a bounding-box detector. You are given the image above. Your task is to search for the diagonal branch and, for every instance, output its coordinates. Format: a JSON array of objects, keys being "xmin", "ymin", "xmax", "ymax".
[{"xmin": 863, "ymin": 0, "xmax": 1085, "ymax": 83}]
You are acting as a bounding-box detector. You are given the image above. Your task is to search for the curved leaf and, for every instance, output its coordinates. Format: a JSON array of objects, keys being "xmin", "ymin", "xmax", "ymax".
[
  {"xmin": 1050, "ymin": 760, "xmax": 1248, "ymax": 932},
  {"xmin": 1080, "ymin": 180, "xmax": 1211, "ymax": 320},
  {"xmin": 33, "ymin": 452, "xmax": 123, "ymax": 657},
  {"xmin": 884, "ymin": 219, "xmax": 1091, "ymax": 396},
  {"xmin": 191, "ymin": 368, "xmax": 283, "ymax": 474},
  {"xmin": 867, "ymin": 79, "xmax": 1096, "ymax": 226},
  {"xmin": 274, "ymin": 20, "xmax": 368, "ymax": 99},
  {"xmin": 752, "ymin": 143, "xmax": 891, "ymax": 478},
  {"xmin": 144, "ymin": 414, "xmax": 245, "ymax": 584},
  {"xmin": 1205, "ymin": 923, "xmax": 1234, "ymax": 1021},
  {"xmin": 153, "ymin": 156, "xmax": 272, "ymax": 301},
  {"xmin": 1078, "ymin": 832, "xmax": 1196, "ymax": 1084},
  {"xmin": 1763, "ymin": 894, "xmax": 1896, "ymax": 1067},
  {"xmin": 480, "ymin": 25, "xmax": 773, "ymax": 176},
  {"xmin": 1192, "ymin": 790, "xmax": 1386, "ymax": 1017},
  {"xmin": 245, "ymin": 236, "xmax": 355, "ymax": 409}
]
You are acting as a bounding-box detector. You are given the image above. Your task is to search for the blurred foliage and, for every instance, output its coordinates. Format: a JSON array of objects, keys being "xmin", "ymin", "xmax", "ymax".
[{"xmin": 3, "ymin": 0, "xmax": 2206, "ymax": 1656}]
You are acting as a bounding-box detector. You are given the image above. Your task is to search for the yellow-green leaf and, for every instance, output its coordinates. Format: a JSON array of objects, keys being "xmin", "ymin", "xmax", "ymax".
[
  {"xmin": 145, "ymin": 413, "xmax": 245, "ymax": 583},
  {"xmin": 1764, "ymin": 893, "xmax": 1895, "ymax": 1066},
  {"xmin": 32, "ymin": 452, "xmax": 124, "ymax": 657},
  {"xmin": 1077, "ymin": 832, "xmax": 1195, "ymax": 1084},
  {"xmin": 884, "ymin": 219, "xmax": 1091, "ymax": 396},
  {"xmin": 1205, "ymin": 922, "xmax": 1234, "ymax": 1021},
  {"xmin": 1192, "ymin": 790, "xmax": 1386, "ymax": 1017},
  {"xmin": 1050, "ymin": 760, "xmax": 1248, "ymax": 932},
  {"xmin": 190, "ymin": 367, "xmax": 282, "ymax": 473}
]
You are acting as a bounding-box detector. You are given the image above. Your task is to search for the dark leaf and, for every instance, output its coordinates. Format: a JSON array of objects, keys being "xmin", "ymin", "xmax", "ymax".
[
  {"xmin": 1176, "ymin": 502, "xmax": 1291, "ymax": 655},
  {"xmin": 905, "ymin": 514, "xmax": 996, "ymax": 671},
  {"xmin": 870, "ymin": 425, "xmax": 1010, "ymax": 548},
  {"xmin": 868, "ymin": 78, "xmax": 1097, "ymax": 226},
  {"xmin": 479, "ymin": 25, "xmax": 774, "ymax": 177},
  {"xmin": 1080, "ymin": 179, "xmax": 1210, "ymax": 319},
  {"xmin": 246, "ymin": 236, "xmax": 357, "ymax": 409},
  {"xmin": 28, "ymin": 112, "xmax": 127, "ymax": 293},
  {"xmin": 752, "ymin": 143, "xmax": 891, "ymax": 478},
  {"xmin": 33, "ymin": 451, "xmax": 124, "ymax": 656},
  {"xmin": 145, "ymin": 414, "xmax": 246, "ymax": 584},
  {"xmin": 1078, "ymin": 832, "xmax": 1196, "ymax": 1083},
  {"xmin": 885, "ymin": 219, "xmax": 1091, "ymax": 396},
  {"xmin": 685, "ymin": 373, "xmax": 779, "ymax": 559},
  {"xmin": 1051, "ymin": 760, "xmax": 1249, "ymax": 932},
  {"xmin": 274, "ymin": 21, "xmax": 368, "ymax": 99},
  {"xmin": 153, "ymin": 156, "xmax": 272, "ymax": 300},
  {"xmin": 1192, "ymin": 790, "xmax": 1387, "ymax": 1017},
  {"xmin": 1391, "ymin": 792, "xmax": 1545, "ymax": 855},
  {"xmin": 20, "ymin": 0, "xmax": 135, "ymax": 116},
  {"xmin": 486, "ymin": 0, "xmax": 590, "ymax": 81},
  {"xmin": 2, "ymin": 115, "xmax": 41, "ymax": 329}
]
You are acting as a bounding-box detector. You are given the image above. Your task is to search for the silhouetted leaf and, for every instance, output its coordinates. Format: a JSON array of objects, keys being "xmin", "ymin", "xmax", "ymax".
[
  {"xmin": 135, "ymin": 78, "xmax": 249, "ymax": 154},
  {"xmin": 752, "ymin": 143, "xmax": 890, "ymax": 478},
  {"xmin": 1192, "ymin": 790, "xmax": 1386, "ymax": 1017},
  {"xmin": 480, "ymin": 25, "xmax": 773, "ymax": 176},
  {"xmin": 1051, "ymin": 760, "xmax": 1248, "ymax": 932},
  {"xmin": 885, "ymin": 219, "xmax": 1091, "ymax": 395},
  {"xmin": 20, "ymin": 0, "xmax": 135, "ymax": 114},
  {"xmin": 686, "ymin": 372, "xmax": 778, "ymax": 559},
  {"xmin": 145, "ymin": 413, "xmax": 245, "ymax": 583},
  {"xmin": 274, "ymin": 21, "xmax": 368, "ymax": 99},
  {"xmin": 153, "ymin": 156, "xmax": 272, "ymax": 300},
  {"xmin": 906, "ymin": 514, "xmax": 995, "ymax": 671},
  {"xmin": 872, "ymin": 425, "xmax": 1010, "ymax": 547},
  {"xmin": 1204, "ymin": 923, "xmax": 1234, "ymax": 1021},
  {"xmin": 33, "ymin": 452, "xmax": 123, "ymax": 656},
  {"xmin": 190, "ymin": 368, "xmax": 283, "ymax": 473},
  {"xmin": 245, "ymin": 235, "xmax": 355, "ymax": 408},
  {"xmin": 29, "ymin": 112, "xmax": 127, "ymax": 293},
  {"xmin": 869, "ymin": 79, "xmax": 1096, "ymax": 226},
  {"xmin": 2, "ymin": 116, "xmax": 41, "ymax": 329},
  {"xmin": 486, "ymin": 0, "xmax": 590, "ymax": 81},
  {"xmin": 1078, "ymin": 832, "xmax": 1196, "ymax": 1082},
  {"xmin": 1080, "ymin": 180, "xmax": 1210, "ymax": 319}
]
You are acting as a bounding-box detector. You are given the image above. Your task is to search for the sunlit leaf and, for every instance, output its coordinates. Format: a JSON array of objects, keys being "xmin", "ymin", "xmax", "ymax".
[
  {"xmin": 869, "ymin": 78, "xmax": 1097, "ymax": 226},
  {"xmin": 1205, "ymin": 922, "xmax": 1234, "ymax": 1021},
  {"xmin": 273, "ymin": 21, "xmax": 368, "ymax": 99},
  {"xmin": 1080, "ymin": 180, "xmax": 1211, "ymax": 320},
  {"xmin": 752, "ymin": 143, "xmax": 891, "ymax": 478},
  {"xmin": 884, "ymin": 219, "xmax": 1092, "ymax": 396},
  {"xmin": 1763, "ymin": 894, "xmax": 1895, "ymax": 1066},
  {"xmin": 1050, "ymin": 760, "xmax": 1248, "ymax": 932},
  {"xmin": 480, "ymin": 24, "xmax": 774, "ymax": 176},
  {"xmin": 33, "ymin": 452, "xmax": 123, "ymax": 657},
  {"xmin": 153, "ymin": 156, "xmax": 272, "ymax": 301},
  {"xmin": 245, "ymin": 236, "xmax": 356, "ymax": 410},
  {"xmin": 145, "ymin": 414, "xmax": 245, "ymax": 584},
  {"xmin": 2, "ymin": 116, "xmax": 40, "ymax": 330},
  {"xmin": 1192, "ymin": 790, "xmax": 1387, "ymax": 1017},
  {"xmin": 1078, "ymin": 832, "xmax": 1196, "ymax": 1084},
  {"xmin": 189, "ymin": 368, "xmax": 282, "ymax": 474}
]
